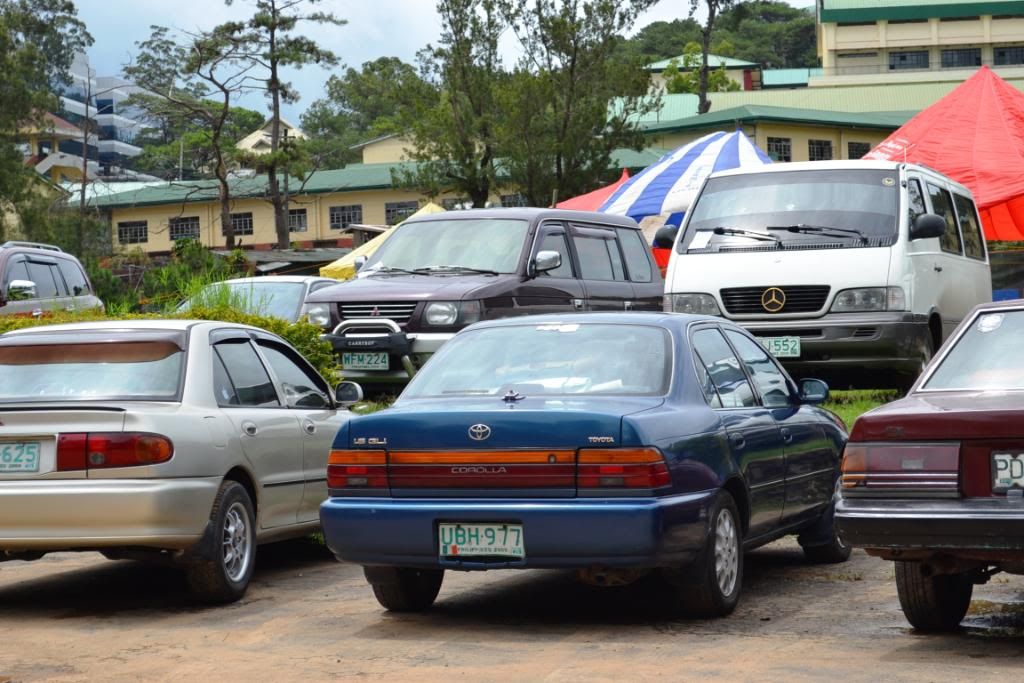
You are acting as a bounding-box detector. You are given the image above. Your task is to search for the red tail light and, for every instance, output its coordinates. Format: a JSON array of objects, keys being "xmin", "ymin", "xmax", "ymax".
[
  {"xmin": 57, "ymin": 432, "xmax": 173, "ymax": 471},
  {"xmin": 841, "ymin": 443, "xmax": 960, "ymax": 495},
  {"xmin": 577, "ymin": 448, "xmax": 670, "ymax": 490},
  {"xmin": 328, "ymin": 449, "xmax": 387, "ymax": 490}
]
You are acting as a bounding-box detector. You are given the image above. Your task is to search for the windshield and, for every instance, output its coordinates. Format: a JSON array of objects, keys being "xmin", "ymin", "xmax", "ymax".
[
  {"xmin": 923, "ymin": 311, "xmax": 1024, "ymax": 391},
  {"xmin": 362, "ymin": 219, "xmax": 529, "ymax": 274},
  {"xmin": 181, "ymin": 281, "xmax": 306, "ymax": 321},
  {"xmin": 680, "ymin": 169, "xmax": 900, "ymax": 253},
  {"xmin": 0, "ymin": 341, "xmax": 184, "ymax": 402},
  {"xmin": 403, "ymin": 323, "xmax": 672, "ymax": 398}
]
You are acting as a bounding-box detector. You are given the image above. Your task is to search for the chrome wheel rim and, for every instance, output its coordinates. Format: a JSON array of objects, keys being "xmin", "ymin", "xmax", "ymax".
[
  {"xmin": 714, "ymin": 508, "xmax": 739, "ymax": 597},
  {"xmin": 222, "ymin": 501, "xmax": 253, "ymax": 583}
]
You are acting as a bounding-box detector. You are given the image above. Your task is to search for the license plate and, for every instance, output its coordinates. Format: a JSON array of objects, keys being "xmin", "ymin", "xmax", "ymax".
[
  {"xmin": 0, "ymin": 441, "xmax": 41, "ymax": 473},
  {"xmin": 341, "ymin": 351, "xmax": 389, "ymax": 371},
  {"xmin": 760, "ymin": 336, "xmax": 801, "ymax": 358},
  {"xmin": 992, "ymin": 452, "xmax": 1024, "ymax": 492},
  {"xmin": 438, "ymin": 523, "xmax": 525, "ymax": 558}
]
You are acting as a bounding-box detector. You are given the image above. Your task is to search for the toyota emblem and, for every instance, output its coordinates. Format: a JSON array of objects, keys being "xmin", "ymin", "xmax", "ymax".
[
  {"xmin": 468, "ymin": 424, "xmax": 492, "ymax": 441},
  {"xmin": 761, "ymin": 287, "xmax": 786, "ymax": 313}
]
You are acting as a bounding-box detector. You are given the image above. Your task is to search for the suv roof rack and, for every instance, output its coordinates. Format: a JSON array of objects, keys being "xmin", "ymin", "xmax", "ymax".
[{"xmin": 0, "ymin": 241, "xmax": 63, "ymax": 252}]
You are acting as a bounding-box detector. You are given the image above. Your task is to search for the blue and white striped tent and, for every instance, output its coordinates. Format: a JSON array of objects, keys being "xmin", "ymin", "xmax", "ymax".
[{"xmin": 599, "ymin": 131, "xmax": 771, "ymax": 225}]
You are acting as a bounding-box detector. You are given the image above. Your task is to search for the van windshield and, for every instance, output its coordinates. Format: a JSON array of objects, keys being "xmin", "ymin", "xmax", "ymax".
[
  {"xmin": 362, "ymin": 218, "xmax": 529, "ymax": 275},
  {"xmin": 680, "ymin": 169, "xmax": 900, "ymax": 253}
]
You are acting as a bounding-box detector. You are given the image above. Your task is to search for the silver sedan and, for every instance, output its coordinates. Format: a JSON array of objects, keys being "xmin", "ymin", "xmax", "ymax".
[{"xmin": 0, "ymin": 320, "xmax": 357, "ymax": 602}]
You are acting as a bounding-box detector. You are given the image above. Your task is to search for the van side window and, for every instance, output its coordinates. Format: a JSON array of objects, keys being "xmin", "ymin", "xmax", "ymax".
[
  {"xmin": 617, "ymin": 228, "xmax": 653, "ymax": 283},
  {"xmin": 691, "ymin": 328, "xmax": 756, "ymax": 408},
  {"xmin": 926, "ymin": 183, "xmax": 963, "ymax": 255},
  {"xmin": 907, "ymin": 179, "xmax": 926, "ymax": 227},
  {"xmin": 536, "ymin": 231, "xmax": 574, "ymax": 278},
  {"xmin": 953, "ymin": 194, "xmax": 986, "ymax": 261}
]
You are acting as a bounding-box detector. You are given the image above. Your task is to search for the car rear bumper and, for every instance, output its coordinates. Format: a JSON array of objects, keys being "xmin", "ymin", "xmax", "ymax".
[
  {"xmin": 0, "ymin": 477, "xmax": 221, "ymax": 551},
  {"xmin": 836, "ymin": 497, "xmax": 1024, "ymax": 552},
  {"xmin": 319, "ymin": 491, "xmax": 716, "ymax": 569}
]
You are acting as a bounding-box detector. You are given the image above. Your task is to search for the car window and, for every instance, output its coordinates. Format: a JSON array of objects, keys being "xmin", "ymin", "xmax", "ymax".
[
  {"xmin": 25, "ymin": 261, "xmax": 62, "ymax": 298},
  {"xmin": 573, "ymin": 235, "xmax": 621, "ymax": 281},
  {"xmin": 58, "ymin": 259, "xmax": 91, "ymax": 296},
  {"xmin": 724, "ymin": 330, "xmax": 792, "ymax": 407},
  {"xmin": 953, "ymin": 193, "xmax": 986, "ymax": 261},
  {"xmin": 212, "ymin": 349, "xmax": 240, "ymax": 406},
  {"xmin": 692, "ymin": 352, "xmax": 723, "ymax": 408},
  {"xmin": 617, "ymin": 228, "xmax": 653, "ymax": 283},
  {"xmin": 926, "ymin": 183, "xmax": 963, "ymax": 255},
  {"xmin": 907, "ymin": 178, "xmax": 927, "ymax": 229},
  {"xmin": 536, "ymin": 231, "xmax": 574, "ymax": 278},
  {"xmin": 923, "ymin": 310, "xmax": 1024, "ymax": 391},
  {"xmin": 3, "ymin": 256, "xmax": 30, "ymax": 297},
  {"xmin": 691, "ymin": 328, "xmax": 756, "ymax": 408},
  {"xmin": 214, "ymin": 340, "xmax": 280, "ymax": 407},
  {"xmin": 256, "ymin": 341, "xmax": 331, "ymax": 409}
]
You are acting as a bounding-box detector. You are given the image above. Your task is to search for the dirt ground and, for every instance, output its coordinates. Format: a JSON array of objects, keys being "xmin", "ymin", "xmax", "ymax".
[{"xmin": 0, "ymin": 538, "xmax": 1022, "ymax": 682}]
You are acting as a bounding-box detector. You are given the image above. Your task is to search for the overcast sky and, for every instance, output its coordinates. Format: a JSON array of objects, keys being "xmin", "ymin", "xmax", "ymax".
[{"xmin": 74, "ymin": 0, "xmax": 805, "ymax": 123}]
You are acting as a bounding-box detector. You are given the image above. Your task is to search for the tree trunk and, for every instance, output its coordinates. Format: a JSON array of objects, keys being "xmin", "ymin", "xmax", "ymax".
[
  {"xmin": 698, "ymin": 8, "xmax": 716, "ymax": 115},
  {"xmin": 267, "ymin": 1, "xmax": 289, "ymax": 249}
]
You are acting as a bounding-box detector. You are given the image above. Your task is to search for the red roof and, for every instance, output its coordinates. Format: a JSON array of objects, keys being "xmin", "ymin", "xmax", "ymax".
[
  {"xmin": 556, "ymin": 169, "xmax": 630, "ymax": 211},
  {"xmin": 865, "ymin": 67, "xmax": 1024, "ymax": 240}
]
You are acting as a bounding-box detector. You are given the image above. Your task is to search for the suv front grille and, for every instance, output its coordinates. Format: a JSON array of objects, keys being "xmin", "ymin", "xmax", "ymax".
[
  {"xmin": 339, "ymin": 302, "xmax": 417, "ymax": 324},
  {"xmin": 720, "ymin": 286, "xmax": 830, "ymax": 315}
]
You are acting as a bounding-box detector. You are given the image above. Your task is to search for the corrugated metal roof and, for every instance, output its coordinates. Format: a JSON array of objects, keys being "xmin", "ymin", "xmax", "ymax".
[
  {"xmin": 820, "ymin": 0, "xmax": 1021, "ymax": 22},
  {"xmin": 646, "ymin": 54, "xmax": 758, "ymax": 71},
  {"xmin": 643, "ymin": 105, "xmax": 915, "ymax": 134},
  {"xmin": 762, "ymin": 68, "xmax": 825, "ymax": 88}
]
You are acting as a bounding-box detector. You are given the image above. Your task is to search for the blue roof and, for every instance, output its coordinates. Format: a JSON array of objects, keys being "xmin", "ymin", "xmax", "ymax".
[{"xmin": 762, "ymin": 68, "xmax": 825, "ymax": 88}]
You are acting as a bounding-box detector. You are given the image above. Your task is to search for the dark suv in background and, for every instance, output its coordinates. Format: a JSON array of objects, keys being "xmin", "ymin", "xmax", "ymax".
[
  {"xmin": 0, "ymin": 242, "xmax": 103, "ymax": 317},
  {"xmin": 304, "ymin": 209, "xmax": 664, "ymax": 389}
]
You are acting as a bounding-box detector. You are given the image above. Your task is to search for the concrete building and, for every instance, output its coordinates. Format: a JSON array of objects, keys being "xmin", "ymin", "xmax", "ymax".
[{"xmin": 235, "ymin": 118, "xmax": 307, "ymax": 156}]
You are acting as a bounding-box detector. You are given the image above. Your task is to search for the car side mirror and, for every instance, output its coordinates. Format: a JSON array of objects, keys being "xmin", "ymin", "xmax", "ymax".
[
  {"xmin": 653, "ymin": 226, "xmax": 678, "ymax": 249},
  {"xmin": 533, "ymin": 250, "xmax": 562, "ymax": 274},
  {"xmin": 354, "ymin": 255, "xmax": 367, "ymax": 272},
  {"xmin": 7, "ymin": 279, "xmax": 37, "ymax": 301},
  {"xmin": 909, "ymin": 213, "xmax": 947, "ymax": 241},
  {"xmin": 335, "ymin": 380, "xmax": 364, "ymax": 407},
  {"xmin": 798, "ymin": 378, "xmax": 830, "ymax": 405}
]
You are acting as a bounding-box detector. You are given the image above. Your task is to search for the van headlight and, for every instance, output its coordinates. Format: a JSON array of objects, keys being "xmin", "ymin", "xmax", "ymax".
[
  {"xmin": 663, "ymin": 293, "xmax": 721, "ymax": 316},
  {"xmin": 302, "ymin": 303, "xmax": 332, "ymax": 328},
  {"xmin": 423, "ymin": 301, "xmax": 482, "ymax": 327},
  {"xmin": 830, "ymin": 287, "xmax": 905, "ymax": 313}
]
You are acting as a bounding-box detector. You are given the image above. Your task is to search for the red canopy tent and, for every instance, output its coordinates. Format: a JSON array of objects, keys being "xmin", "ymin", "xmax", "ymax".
[
  {"xmin": 865, "ymin": 66, "xmax": 1024, "ymax": 240},
  {"xmin": 556, "ymin": 169, "xmax": 630, "ymax": 211}
]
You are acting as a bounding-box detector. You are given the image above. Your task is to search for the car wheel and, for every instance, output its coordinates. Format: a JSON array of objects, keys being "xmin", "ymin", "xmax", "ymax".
[
  {"xmin": 894, "ymin": 561, "xmax": 973, "ymax": 632},
  {"xmin": 364, "ymin": 566, "xmax": 444, "ymax": 612},
  {"xmin": 185, "ymin": 480, "xmax": 256, "ymax": 603},
  {"xmin": 798, "ymin": 502, "xmax": 852, "ymax": 565},
  {"xmin": 666, "ymin": 490, "xmax": 743, "ymax": 618}
]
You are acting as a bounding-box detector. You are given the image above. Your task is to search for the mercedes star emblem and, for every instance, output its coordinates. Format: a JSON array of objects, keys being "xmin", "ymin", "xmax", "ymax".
[
  {"xmin": 761, "ymin": 287, "xmax": 786, "ymax": 313},
  {"xmin": 468, "ymin": 424, "xmax": 492, "ymax": 441}
]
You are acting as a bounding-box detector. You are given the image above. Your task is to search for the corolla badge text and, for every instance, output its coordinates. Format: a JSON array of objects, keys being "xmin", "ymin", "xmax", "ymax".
[
  {"xmin": 451, "ymin": 466, "xmax": 507, "ymax": 474},
  {"xmin": 468, "ymin": 424, "xmax": 492, "ymax": 441}
]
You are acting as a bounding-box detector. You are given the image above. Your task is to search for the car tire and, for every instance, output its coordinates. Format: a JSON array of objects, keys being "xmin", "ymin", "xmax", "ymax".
[
  {"xmin": 185, "ymin": 480, "xmax": 256, "ymax": 604},
  {"xmin": 798, "ymin": 503, "xmax": 852, "ymax": 565},
  {"xmin": 365, "ymin": 566, "xmax": 444, "ymax": 612},
  {"xmin": 894, "ymin": 561, "xmax": 973, "ymax": 632},
  {"xmin": 665, "ymin": 490, "xmax": 743, "ymax": 618}
]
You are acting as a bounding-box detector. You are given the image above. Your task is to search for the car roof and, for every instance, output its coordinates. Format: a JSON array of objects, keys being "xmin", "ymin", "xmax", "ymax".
[
  {"xmin": 401, "ymin": 208, "xmax": 642, "ymax": 230},
  {"xmin": 2, "ymin": 319, "xmax": 260, "ymax": 337}
]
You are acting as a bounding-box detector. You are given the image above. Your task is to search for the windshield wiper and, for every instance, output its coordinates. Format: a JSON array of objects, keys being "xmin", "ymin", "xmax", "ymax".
[
  {"xmin": 711, "ymin": 226, "xmax": 781, "ymax": 244},
  {"xmin": 413, "ymin": 265, "xmax": 500, "ymax": 275},
  {"xmin": 369, "ymin": 266, "xmax": 424, "ymax": 276},
  {"xmin": 767, "ymin": 224, "xmax": 868, "ymax": 243}
]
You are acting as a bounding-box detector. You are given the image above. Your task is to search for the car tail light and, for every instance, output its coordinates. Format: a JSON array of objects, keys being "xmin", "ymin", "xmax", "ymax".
[
  {"xmin": 328, "ymin": 449, "xmax": 387, "ymax": 490},
  {"xmin": 841, "ymin": 443, "xmax": 960, "ymax": 496},
  {"xmin": 57, "ymin": 432, "xmax": 173, "ymax": 471},
  {"xmin": 388, "ymin": 450, "xmax": 576, "ymax": 488},
  {"xmin": 577, "ymin": 448, "xmax": 671, "ymax": 491}
]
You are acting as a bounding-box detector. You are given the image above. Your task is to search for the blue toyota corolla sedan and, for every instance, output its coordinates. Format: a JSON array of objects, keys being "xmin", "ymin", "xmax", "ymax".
[{"xmin": 320, "ymin": 313, "xmax": 849, "ymax": 617}]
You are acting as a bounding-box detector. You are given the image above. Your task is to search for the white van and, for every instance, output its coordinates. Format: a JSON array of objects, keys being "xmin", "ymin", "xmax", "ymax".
[{"xmin": 657, "ymin": 161, "xmax": 992, "ymax": 388}]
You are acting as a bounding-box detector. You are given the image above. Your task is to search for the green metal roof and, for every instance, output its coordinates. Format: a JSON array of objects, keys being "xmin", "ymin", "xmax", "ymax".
[
  {"xmin": 762, "ymin": 68, "xmax": 825, "ymax": 88},
  {"xmin": 643, "ymin": 104, "xmax": 916, "ymax": 134},
  {"xmin": 820, "ymin": 0, "xmax": 1023, "ymax": 23},
  {"xmin": 646, "ymin": 53, "xmax": 758, "ymax": 72}
]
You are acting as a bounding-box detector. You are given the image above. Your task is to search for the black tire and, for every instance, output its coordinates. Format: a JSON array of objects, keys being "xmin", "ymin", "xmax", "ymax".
[
  {"xmin": 894, "ymin": 561, "xmax": 973, "ymax": 632},
  {"xmin": 365, "ymin": 566, "xmax": 444, "ymax": 612},
  {"xmin": 798, "ymin": 503, "xmax": 852, "ymax": 565},
  {"xmin": 185, "ymin": 480, "xmax": 256, "ymax": 604},
  {"xmin": 665, "ymin": 490, "xmax": 743, "ymax": 618}
]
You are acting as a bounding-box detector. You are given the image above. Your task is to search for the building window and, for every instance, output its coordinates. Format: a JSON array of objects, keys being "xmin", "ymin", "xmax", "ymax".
[
  {"xmin": 941, "ymin": 48, "xmax": 981, "ymax": 69},
  {"xmin": 889, "ymin": 50, "xmax": 929, "ymax": 71},
  {"xmin": 224, "ymin": 212, "xmax": 254, "ymax": 236},
  {"xmin": 766, "ymin": 137, "xmax": 792, "ymax": 162},
  {"xmin": 168, "ymin": 216, "xmax": 200, "ymax": 241},
  {"xmin": 808, "ymin": 139, "xmax": 833, "ymax": 161},
  {"xmin": 384, "ymin": 201, "xmax": 418, "ymax": 225},
  {"xmin": 441, "ymin": 197, "xmax": 471, "ymax": 210},
  {"xmin": 995, "ymin": 46, "xmax": 1024, "ymax": 65},
  {"xmin": 329, "ymin": 205, "xmax": 362, "ymax": 230},
  {"xmin": 288, "ymin": 208, "xmax": 308, "ymax": 232},
  {"xmin": 847, "ymin": 141, "xmax": 871, "ymax": 159},
  {"xmin": 500, "ymin": 193, "xmax": 528, "ymax": 207},
  {"xmin": 117, "ymin": 221, "xmax": 148, "ymax": 244}
]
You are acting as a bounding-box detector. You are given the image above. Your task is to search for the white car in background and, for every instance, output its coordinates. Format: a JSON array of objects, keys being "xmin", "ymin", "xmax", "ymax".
[{"xmin": 0, "ymin": 320, "xmax": 360, "ymax": 603}]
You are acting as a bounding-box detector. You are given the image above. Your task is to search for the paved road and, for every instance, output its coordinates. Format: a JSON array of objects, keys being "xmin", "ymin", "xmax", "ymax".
[{"xmin": 0, "ymin": 538, "xmax": 1022, "ymax": 682}]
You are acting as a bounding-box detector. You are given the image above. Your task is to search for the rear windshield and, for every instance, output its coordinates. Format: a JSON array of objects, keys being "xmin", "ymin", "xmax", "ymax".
[
  {"xmin": 403, "ymin": 323, "xmax": 672, "ymax": 398},
  {"xmin": 0, "ymin": 341, "xmax": 184, "ymax": 402},
  {"xmin": 923, "ymin": 311, "xmax": 1024, "ymax": 391}
]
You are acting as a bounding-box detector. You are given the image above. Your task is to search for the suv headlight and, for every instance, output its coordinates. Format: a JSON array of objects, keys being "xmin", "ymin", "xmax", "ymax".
[
  {"xmin": 830, "ymin": 287, "xmax": 906, "ymax": 313},
  {"xmin": 302, "ymin": 302, "xmax": 331, "ymax": 328},
  {"xmin": 663, "ymin": 293, "xmax": 721, "ymax": 316},
  {"xmin": 423, "ymin": 301, "xmax": 482, "ymax": 327}
]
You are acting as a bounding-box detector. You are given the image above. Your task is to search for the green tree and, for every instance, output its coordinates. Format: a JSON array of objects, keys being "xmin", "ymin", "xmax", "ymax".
[
  {"xmin": 661, "ymin": 41, "xmax": 740, "ymax": 95},
  {"xmin": 221, "ymin": 0, "xmax": 347, "ymax": 248},
  {"xmin": 616, "ymin": 17, "xmax": 702, "ymax": 63},
  {"xmin": 717, "ymin": 1, "xmax": 816, "ymax": 68}
]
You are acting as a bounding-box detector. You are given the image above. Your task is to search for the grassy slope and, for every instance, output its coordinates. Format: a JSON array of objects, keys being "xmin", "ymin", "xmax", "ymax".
[{"xmin": 824, "ymin": 389, "xmax": 899, "ymax": 430}]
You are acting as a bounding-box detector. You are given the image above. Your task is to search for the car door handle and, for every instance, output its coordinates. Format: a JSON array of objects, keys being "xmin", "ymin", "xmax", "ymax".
[
  {"xmin": 572, "ymin": 298, "xmax": 585, "ymax": 310},
  {"xmin": 934, "ymin": 265, "xmax": 943, "ymax": 272},
  {"xmin": 780, "ymin": 427, "xmax": 793, "ymax": 444},
  {"xmin": 242, "ymin": 421, "xmax": 258, "ymax": 436},
  {"xmin": 302, "ymin": 419, "xmax": 316, "ymax": 435},
  {"xmin": 729, "ymin": 433, "xmax": 746, "ymax": 450},
  {"xmin": 624, "ymin": 301, "xmax": 634, "ymax": 311}
]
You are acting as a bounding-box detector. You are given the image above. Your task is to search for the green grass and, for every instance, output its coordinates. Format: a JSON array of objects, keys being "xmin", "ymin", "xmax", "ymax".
[{"xmin": 823, "ymin": 389, "xmax": 900, "ymax": 429}]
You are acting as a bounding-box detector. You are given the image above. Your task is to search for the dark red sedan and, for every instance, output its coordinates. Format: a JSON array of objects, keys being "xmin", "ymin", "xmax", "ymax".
[{"xmin": 836, "ymin": 300, "xmax": 1024, "ymax": 631}]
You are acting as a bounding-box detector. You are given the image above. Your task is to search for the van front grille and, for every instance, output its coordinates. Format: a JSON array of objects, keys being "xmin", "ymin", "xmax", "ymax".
[
  {"xmin": 339, "ymin": 302, "xmax": 417, "ymax": 324},
  {"xmin": 720, "ymin": 286, "xmax": 830, "ymax": 315}
]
